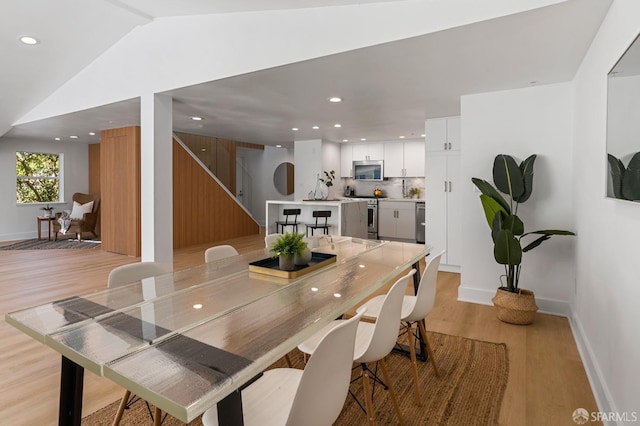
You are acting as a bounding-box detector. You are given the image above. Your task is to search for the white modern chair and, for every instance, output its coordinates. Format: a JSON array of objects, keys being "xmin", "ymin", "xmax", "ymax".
[
  {"xmin": 202, "ymin": 309, "xmax": 367, "ymax": 426},
  {"xmin": 107, "ymin": 261, "xmax": 169, "ymax": 426},
  {"xmin": 264, "ymin": 233, "xmax": 282, "ymax": 250},
  {"xmin": 204, "ymin": 244, "xmax": 238, "ymax": 263},
  {"xmin": 107, "ymin": 261, "xmax": 169, "ymax": 289},
  {"xmin": 359, "ymin": 249, "xmax": 445, "ymax": 405},
  {"xmin": 297, "ymin": 269, "xmax": 415, "ymax": 426}
]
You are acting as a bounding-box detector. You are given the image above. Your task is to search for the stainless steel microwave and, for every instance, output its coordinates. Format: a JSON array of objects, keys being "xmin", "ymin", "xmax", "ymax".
[{"xmin": 353, "ymin": 160, "xmax": 384, "ymax": 181}]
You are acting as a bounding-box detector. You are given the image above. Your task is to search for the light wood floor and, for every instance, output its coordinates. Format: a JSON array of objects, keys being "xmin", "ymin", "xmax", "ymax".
[{"xmin": 0, "ymin": 234, "xmax": 599, "ymax": 425}]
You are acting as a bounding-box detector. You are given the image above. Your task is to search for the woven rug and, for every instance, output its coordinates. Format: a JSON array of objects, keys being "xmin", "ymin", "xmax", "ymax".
[
  {"xmin": 0, "ymin": 238, "xmax": 101, "ymax": 250},
  {"xmin": 82, "ymin": 332, "xmax": 508, "ymax": 425}
]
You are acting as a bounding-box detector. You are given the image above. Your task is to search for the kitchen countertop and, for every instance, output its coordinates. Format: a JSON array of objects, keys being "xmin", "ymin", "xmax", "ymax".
[{"xmin": 338, "ymin": 197, "xmax": 424, "ymax": 202}]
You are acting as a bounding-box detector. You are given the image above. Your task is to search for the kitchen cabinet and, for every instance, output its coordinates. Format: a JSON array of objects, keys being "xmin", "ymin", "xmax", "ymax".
[
  {"xmin": 352, "ymin": 143, "xmax": 384, "ymax": 161},
  {"xmin": 383, "ymin": 140, "xmax": 425, "ymax": 177},
  {"xmin": 341, "ymin": 143, "xmax": 385, "ymax": 178},
  {"xmin": 425, "ymin": 116, "xmax": 460, "ymax": 152},
  {"xmin": 425, "ymin": 152, "xmax": 461, "ymax": 266},
  {"xmin": 378, "ymin": 200, "xmax": 416, "ymax": 241},
  {"xmin": 341, "ymin": 143, "xmax": 353, "ymax": 178}
]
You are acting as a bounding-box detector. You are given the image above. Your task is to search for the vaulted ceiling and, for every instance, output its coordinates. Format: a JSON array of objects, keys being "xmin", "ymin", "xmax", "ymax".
[{"xmin": 1, "ymin": 0, "xmax": 612, "ymax": 146}]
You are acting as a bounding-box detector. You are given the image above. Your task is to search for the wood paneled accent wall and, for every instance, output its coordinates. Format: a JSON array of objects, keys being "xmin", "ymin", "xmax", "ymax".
[
  {"xmin": 173, "ymin": 139, "xmax": 259, "ymax": 249},
  {"xmin": 100, "ymin": 127, "xmax": 141, "ymax": 256},
  {"xmin": 88, "ymin": 143, "xmax": 101, "ymax": 236},
  {"xmin": 175, "ymin": 133, "xmax": 263, "ymax": 194}
]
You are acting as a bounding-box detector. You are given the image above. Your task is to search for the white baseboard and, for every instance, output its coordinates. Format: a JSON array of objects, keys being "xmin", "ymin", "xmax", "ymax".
[
  {"xmin": 0, "ymin": 231, "xmax": 38, "ymax": 243},
  {"xmin": 569, "ymin": 314, "xmax": 616, "ymax": 425},
  {"xmin": 457, "ymin": 286, "xmax": 571, "ymax": 317},
  {"xmin": 439, "ymin": 264, "xmax": 460, "ymax": 273}
]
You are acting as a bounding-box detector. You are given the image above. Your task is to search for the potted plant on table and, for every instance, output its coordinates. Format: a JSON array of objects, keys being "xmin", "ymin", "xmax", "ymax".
[
  {"xmin": 269, "ymin": 232, "xmax": 309, "ymax": 270},
  {"xmin": 40, "ymin": 204, "xmax": 54, "ymax": 218},
  {"xmin": 471, "ymin": 154, "xmax": 575, "ymax": 325}
]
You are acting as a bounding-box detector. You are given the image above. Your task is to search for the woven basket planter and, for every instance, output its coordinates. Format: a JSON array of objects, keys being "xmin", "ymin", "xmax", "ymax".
[{"xmin": 492, "ymin": 288, "xmax": 538, "ymax": 325}]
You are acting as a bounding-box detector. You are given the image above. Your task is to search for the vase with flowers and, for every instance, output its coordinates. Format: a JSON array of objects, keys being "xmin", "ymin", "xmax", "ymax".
[{"xmin": 314, "ymin": 170, "xmax": 335, "ymax": 200}]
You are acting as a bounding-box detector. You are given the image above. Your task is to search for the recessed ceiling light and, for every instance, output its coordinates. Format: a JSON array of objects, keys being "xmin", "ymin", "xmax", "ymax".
[
  {"xmin": 89, "ymin": 132, "xmax": 95, "ymax": 136},
  {"xmin": 191, "ymin": 116, "xmax": 203, "ymax": 121},
  {"xmin": 360, "ymin": 138, "xmax": 367, "ymax": 141},
  {"xmin": 291, "ymin": 127, "xmax": 299, "ymax": 131},
  {"xmin": 399, "ymin": 136, "xmax": 405, "ymax": 139},
  {"xmin": 275, "ymin": 144, "xmax": 282, "ymax": 148},
  {"xmin": 421, "ymin": 134, "xmax": 426, "ymax": 137},
  {"xmin": 342, "ymin": 139, "xmax": 349, "ymax": 142},
  {"xmin": 328, "ymin": 97, "xmax": 343, "ymax": 103},
  {"xmin": 334, "ymin": 124, "xmax": 342, "ymax": 128},
  {"xmin": 69, "ymin": 136, "xmax": 78, "ymax": 139},
  {"xmin": 19, "ymin": 36, "xmax": 39, "ymax": 45},
  {"xmin": 312, "ymin": 126, "xmax": 319, "ymax": 130},
  {"xmin": 54, "ymin": 137, "xmax": 60, "ymax": 141}
]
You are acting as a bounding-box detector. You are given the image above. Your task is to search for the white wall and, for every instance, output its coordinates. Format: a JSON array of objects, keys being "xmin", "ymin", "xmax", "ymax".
[
  {"xmin": 570, "ymin": 0, "xmax": 640, "ymax": 418},
  {"xmin": 458, "ymin": 82, "xmax": 575, "ymax": 315},
  {"xmin": 294, "ymin": 139, "xmax": 322, "ymax": 200},
  {"xmin": 239, "ymin": 146, "xmax": 293, "ymax": 226},
  {"xmin": 322, "ymin": 140, "xmax": 341, "ymax": 198},
  {"xmin": 0, "ymin": 138, "xmax": 88, "ymax": 241}
]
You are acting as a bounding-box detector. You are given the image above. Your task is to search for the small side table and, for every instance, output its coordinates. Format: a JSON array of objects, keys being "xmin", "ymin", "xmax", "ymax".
[{"xmin": 37, "ymin": 216, "xmax": 55, "ymax": 241}]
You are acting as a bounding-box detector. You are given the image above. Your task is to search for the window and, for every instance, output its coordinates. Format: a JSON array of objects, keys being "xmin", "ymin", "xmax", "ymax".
[{"xmin": 16, "ymin": 151, "xmax": 62, "ymax": 204}]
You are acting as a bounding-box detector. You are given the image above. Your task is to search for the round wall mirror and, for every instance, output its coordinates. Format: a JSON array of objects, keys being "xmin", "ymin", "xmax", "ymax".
[{"xmin": 273, "ymin": 162, "xmax": 295, "ymax": 195}]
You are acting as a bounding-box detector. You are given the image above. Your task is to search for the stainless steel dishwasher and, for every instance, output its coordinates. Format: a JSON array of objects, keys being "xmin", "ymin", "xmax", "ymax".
[{"xmin": 416, "ymin": 202, "xmax": 425, "ymax": 243}]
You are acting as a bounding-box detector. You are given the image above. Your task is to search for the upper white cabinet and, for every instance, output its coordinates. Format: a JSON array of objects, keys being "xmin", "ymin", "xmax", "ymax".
[
  {"xmin": 425, "ymin": 116, "xmax": 461, "ymax": 152},
  {"xmin": 383, "ymin": 142, "xmax": 404, "ymax": 177},
  {"xmin": 352, "ymin": 143, "xmax": 384, "ymax": 161},
  {"xmin": 341, "ymin": 144, "xmax": 353, "ymax": 178},
  {"xmin": 383, "ymin": 140, "xmax": 425, "ymax": 177}
]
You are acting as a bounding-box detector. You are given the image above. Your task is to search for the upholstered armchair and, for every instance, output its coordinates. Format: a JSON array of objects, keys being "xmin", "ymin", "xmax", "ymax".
[{"xmin": 53, "ymin": 193, "xmax": 100, "ymax": 241}]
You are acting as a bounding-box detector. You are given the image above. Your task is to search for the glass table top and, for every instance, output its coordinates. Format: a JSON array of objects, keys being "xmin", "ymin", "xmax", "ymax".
[{"xmin": 6, "ymin": 237, "xmax": 431, "ymax": 422}]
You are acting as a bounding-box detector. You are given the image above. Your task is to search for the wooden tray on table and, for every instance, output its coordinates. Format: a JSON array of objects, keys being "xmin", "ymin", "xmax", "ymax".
[{"xmin": 249, "ymin": 253, "xmax": 337, "ymax": 279}]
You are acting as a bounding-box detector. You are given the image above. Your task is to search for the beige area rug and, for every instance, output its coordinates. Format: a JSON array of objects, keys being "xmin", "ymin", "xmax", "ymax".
[{"xmin": 82, "ymin": 332, "xmax": 508, "ymax": 425}]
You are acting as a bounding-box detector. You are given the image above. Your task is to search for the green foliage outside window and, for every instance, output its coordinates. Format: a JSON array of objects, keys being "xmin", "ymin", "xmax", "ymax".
[{"xmin": 16, "ymin": 152, "xmax": 61, "ymax": 203}]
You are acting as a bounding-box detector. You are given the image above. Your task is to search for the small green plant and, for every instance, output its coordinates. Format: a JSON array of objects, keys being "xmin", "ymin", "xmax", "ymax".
[
  {"xmin": 269, "ymin": 232, "xmax": 307, "ymax": 259},
  {"xmin": 408, "ymin": 187, "xmax": 421, "ymax": 198},
  {"xmin": 319, "ymin": 170, "xmax": 335, "ymax": 187}
]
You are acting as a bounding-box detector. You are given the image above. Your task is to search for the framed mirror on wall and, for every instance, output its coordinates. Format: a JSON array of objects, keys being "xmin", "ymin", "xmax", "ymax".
[
  {"xmin": 607, "ymin": 32, "xmax": 640, "ymax": 202},
  {"xmin": 273, "ymin": 162, "xmax": 295, "ymax": 196}
]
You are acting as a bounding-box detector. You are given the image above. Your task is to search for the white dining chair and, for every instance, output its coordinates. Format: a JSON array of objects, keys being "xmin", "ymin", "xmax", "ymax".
[
  {"xmin": 297, "ymin": 269, "xmax": 415, "ymax": 426},
  {"xmin": 264, "ymin": 233, "xmax": 282, "ymax": 250},
  {"xmin": 359, "ymin": 249, "xmax": 444, "ymax": 405},
  {"xmin": 107, "ymin": 261, "xmax": 169, "ymax": 426},
  {"xmin": 201, "ymin": 308, "xmax": 367, "ymax": 426},
  {"xmin": 204, "ymin": 244, "xmax": 238, "ymax": 263},
  {"xmin": 107, "ymin": 261, "xmax": 169, "ymax": 288}
]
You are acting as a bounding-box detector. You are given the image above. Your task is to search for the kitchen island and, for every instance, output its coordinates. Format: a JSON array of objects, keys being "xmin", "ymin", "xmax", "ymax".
[{"xmin": 266, "ymin": 199, "xmax": 368, "ymax": 238}]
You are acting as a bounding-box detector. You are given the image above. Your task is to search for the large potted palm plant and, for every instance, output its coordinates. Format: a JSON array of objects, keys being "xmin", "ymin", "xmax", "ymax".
[{"xmin": 471, "ymin": 154, "xmax": 575, "ymax": 325}]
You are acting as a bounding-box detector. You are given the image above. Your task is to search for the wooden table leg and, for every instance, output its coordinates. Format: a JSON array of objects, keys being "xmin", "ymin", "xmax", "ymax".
[{"xmin": 37, "ymin": 217, "xmax": 42, "ymax": 241}]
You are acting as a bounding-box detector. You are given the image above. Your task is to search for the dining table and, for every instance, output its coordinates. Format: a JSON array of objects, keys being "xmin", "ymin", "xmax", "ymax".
[{"xmin": 6, "ymin": 237, "xmax": 431, "ymax": 426}]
